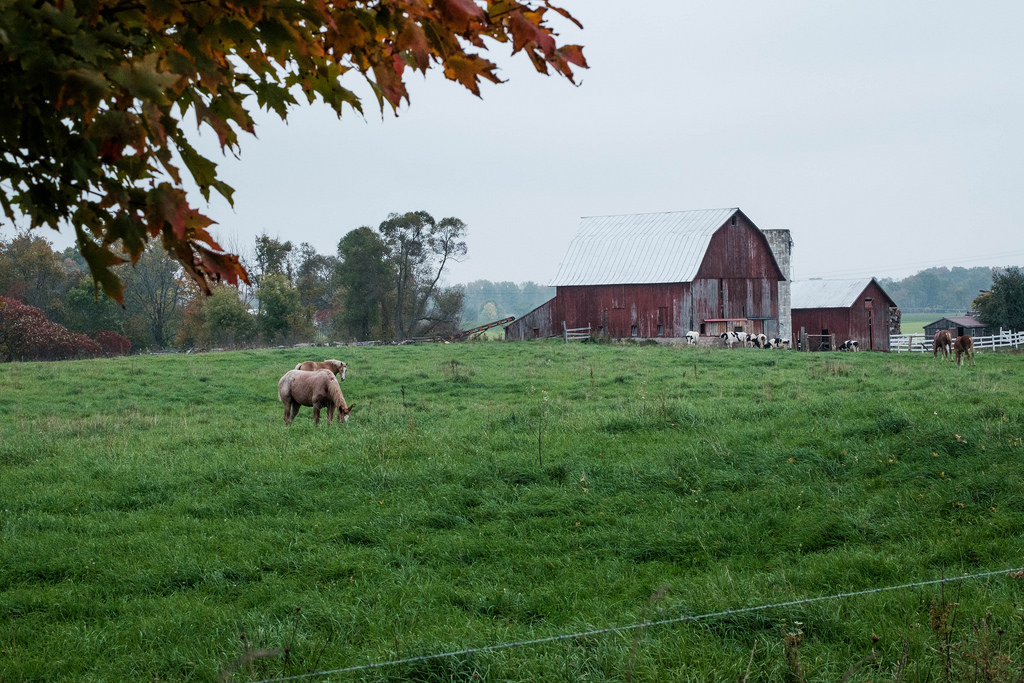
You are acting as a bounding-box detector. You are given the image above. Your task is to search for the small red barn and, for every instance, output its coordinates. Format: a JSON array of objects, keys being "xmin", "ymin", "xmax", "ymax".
[
  {"xmin": 790, "ymin": 278, "xmax": 899, "ymax": 351},
  {"xmin": 505, "ymin": 208, "xmax": 788, "ymax": 341}
]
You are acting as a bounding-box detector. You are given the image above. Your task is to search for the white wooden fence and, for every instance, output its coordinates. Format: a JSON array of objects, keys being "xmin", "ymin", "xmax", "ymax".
[{"xmin": 890, "ymin": 329, "xmax": 1024, "ymax": 353}]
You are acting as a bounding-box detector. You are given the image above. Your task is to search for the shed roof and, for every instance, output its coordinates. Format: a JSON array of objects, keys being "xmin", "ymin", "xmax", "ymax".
[
  {"xmin": 927, "ymin": 316, "xmax": 985, "ymax": 328},
  {"xmin": 549, "ymin": 208, "xmax": 738, "ymax": 286},
  {"xmin": 791, "ymin": 278, "xmax": 886, "ymax": 309}
]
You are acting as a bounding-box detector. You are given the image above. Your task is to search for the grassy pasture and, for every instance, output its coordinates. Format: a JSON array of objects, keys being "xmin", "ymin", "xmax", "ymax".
[{"xmin": 1, "ymin": 341, "xmax": 1024, "ymax": 682}]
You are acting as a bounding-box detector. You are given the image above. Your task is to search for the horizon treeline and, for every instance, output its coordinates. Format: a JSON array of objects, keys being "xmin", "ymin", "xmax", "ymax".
[{"xmin": 879, "ymin": 266, "xmax": 996, "ymax": 313}]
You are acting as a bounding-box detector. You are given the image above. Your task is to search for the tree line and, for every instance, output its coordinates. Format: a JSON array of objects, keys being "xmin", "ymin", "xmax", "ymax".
[
  {"xmin": 0, "ymin": 212, "xmax": 555, "ymax": 360},
  {"xmin": 879, "ymin": 265, "xmax": 1023, "ymax": 332},
  {"xmin": 880, "ymin": 266, "xmax": 995, "ymax": 313}
]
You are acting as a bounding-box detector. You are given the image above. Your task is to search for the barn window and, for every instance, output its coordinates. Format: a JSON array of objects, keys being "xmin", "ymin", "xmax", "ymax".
[
  {"xmin": 657, "ymin": 324, "xmax": 664, "ymax": 336},
  {"xmin": 731, "ymin": 214, "xmax": 738, "ymax": 226},
  {"xmin": 631, "ymin": 325, "xmax": 638, "ymax": 337},
  {"xmin": 533, "ymin": 328, "xmax": 540, "ymax": 338}
]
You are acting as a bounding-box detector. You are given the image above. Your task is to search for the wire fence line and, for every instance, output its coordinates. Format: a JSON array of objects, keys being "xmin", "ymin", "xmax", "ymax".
[{"xmin": 245, "ymin": 566, "xmax": 1024, "ymax": 683}]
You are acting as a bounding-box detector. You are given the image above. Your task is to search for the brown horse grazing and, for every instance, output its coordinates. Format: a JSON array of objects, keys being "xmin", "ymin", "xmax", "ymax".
[
  {"xmin": 278, "ymin": 369, "xmax": 354, "ymax": 425},
  {"xmin": 954, "ymin": 335, "xmax": 976, "ymax": 367},
  {"xmin": 295, "ymin": 359, "xmax": 347, "ymax": 381},
  {"xmin": 933, "ymin": 330, "xmax": 953, "ymax": 360}
]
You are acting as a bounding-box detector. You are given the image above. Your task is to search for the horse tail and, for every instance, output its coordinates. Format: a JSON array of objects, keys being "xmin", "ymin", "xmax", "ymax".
[{"xmin": 278, "ymin": 371, "xmax": 294, "ymax": 402}]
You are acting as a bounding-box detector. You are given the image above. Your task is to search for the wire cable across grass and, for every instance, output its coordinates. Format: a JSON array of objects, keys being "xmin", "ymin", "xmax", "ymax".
[{"xmin": 246, "ymin": 566, "xmax": 1024, "ymax": 683}]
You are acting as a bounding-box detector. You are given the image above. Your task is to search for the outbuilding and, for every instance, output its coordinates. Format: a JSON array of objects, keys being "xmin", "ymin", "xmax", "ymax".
[
  {"xmin": 505, "ymin": 208, "xmax": 790, "ymax": 342},
  {"xmin": 790, "ymin": 278, "xmax": 899, "ymax": 351},
  {"xmin": 923, "ymin": 316, "xmax": 988, "ymax": 339}
]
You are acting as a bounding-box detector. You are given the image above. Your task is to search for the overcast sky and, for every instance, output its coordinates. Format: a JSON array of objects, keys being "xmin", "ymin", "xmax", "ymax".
[{"xmin": 44, "ymin": 1, "xmax": 1024, "ymax": 286}]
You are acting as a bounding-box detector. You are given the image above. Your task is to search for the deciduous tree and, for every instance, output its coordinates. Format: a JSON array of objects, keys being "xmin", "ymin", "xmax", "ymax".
[
  {"xmin": 119, "ymin": 243, "xmax": 185, "ymax": 348},
  {"xmin": 257, "ymin": 272, "xmax": 309, "ymax": 343},
  {"xmin": 973, "ymin": 266, "xmax": 1024, "ymax": 332},
  {"xmin": 0, "ymin": 0, "xmax": 586, "ymax": 302},
  {"xmin": 177, "ymin": 282, "xmax": 255, "ymax": 348},
  {"xmin": 0, "ymin": 232, "xmax": 78, "ymax": 323},
  {"xmin": 295, "ymin": 242, "xmax": 339, "ymax": 312},
  {"xmin": 335, "ymin": 226, "xmax": 394, "ymax": 341},
  {"xmin": 378, "ymin": 211, "xmax": 466, "ymax": 340}
]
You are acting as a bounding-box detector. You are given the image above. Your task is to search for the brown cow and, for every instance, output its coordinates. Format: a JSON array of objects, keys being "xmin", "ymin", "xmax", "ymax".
[
  {"xmin": 932, "ymin": 330, "xmax": 953, "ymax": 360},
  {"xmin": 953, "ymin": 335, "xmax": 975, "ymax": 367}
]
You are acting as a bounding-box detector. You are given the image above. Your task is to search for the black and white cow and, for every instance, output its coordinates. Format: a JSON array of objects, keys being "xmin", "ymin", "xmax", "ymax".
[
  {"xmin": 766, "ymin": 337, "xmax": 791, "ymax": 349},
  {"xmin": 720, "ymin": 331, "xmax": 750, "ymax": 348},
  {"xmin": 752, "ymin": 333, "xmax": 769, "ymax": 349},
  {"xmin": 685, "ymin": 331, "xmax": 699, "ymax": 346},
  {"xmin": 838, "ymin": 340, "xmax": 860, "ymax": 352}
]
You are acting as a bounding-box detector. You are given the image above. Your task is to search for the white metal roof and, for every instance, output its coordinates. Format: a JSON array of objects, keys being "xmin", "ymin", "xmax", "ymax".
[
  {"xmin": 791, "ymin": 278, "xmax": 876, "ymax": 309},
  {"xmin": 549, "ymin": 208, "xmax": 739, "ymax": 286}
]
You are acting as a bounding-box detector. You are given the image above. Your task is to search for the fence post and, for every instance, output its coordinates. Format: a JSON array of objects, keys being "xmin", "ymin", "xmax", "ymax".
[{"xmin": 562, "ymin": 321, "xmax": 567, "ymax": 344}]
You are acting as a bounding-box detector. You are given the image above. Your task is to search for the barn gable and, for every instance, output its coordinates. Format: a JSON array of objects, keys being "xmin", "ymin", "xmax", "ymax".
[{"xmin": 507, "ymin": 208, "xmax": 788, "ymax": 341}]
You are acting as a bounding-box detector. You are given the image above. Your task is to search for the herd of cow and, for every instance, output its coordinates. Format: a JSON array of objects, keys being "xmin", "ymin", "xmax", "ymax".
[
  {"xmin": 697, "ymin": 328, "xmax": 976, "ymax": 366},
  {"xmin": 704, "ymin": 331, "xmax": 792, "ymax": 349}
]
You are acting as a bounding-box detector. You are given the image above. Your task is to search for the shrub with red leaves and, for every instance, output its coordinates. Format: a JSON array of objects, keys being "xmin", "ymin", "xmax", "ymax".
[
  {"xmin": 95, "ymin": 330, "xmax": 131, "ymax": 357},
  {"xmin": 1, "ymin": 296, "xmax": 103, "ymax": 361}
]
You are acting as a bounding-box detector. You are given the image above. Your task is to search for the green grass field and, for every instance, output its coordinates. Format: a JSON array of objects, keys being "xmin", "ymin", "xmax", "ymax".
[{"xmin": 2, "ymin": 342, "xmax": 1023, "ymax": 681}]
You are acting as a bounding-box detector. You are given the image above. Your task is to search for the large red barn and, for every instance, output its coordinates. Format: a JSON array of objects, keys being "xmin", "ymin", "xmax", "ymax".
[{"xmin": 506, "ymin": 208, "xmax": 790, "ymax": 342}]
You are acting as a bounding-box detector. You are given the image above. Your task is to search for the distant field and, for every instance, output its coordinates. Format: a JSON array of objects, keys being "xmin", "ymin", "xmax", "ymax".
[
  {"xmin": 899, "ymin": 312, "xmax": 963, "ymax": 335},
  {"xmin": 1, "ymin": 342, "xmax": 1023, "ymax": 681}
]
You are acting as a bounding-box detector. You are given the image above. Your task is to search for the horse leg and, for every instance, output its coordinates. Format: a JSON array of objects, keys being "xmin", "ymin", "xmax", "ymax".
[
  {"xmin": 313, "ymin": 402, "xmax": 321, "ymax": 425},
  {"xmin": 285, "ymin": 400, "xmax": 300, "ymax": 425}
]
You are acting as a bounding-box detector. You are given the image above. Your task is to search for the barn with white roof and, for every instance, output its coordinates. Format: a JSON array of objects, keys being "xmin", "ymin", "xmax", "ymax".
[
  {"xmin": 790, "ymin": 278, "xmax": 900, "ymax": 351},
  {"xmin": 505, "ymin": 208, "xmax": 792, "ymax": 342}
]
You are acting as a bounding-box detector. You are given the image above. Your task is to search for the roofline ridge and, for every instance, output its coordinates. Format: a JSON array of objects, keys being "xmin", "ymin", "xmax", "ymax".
[{"xmin": 579, "ymin": 207, "xmax": 739, "ymax": 220}]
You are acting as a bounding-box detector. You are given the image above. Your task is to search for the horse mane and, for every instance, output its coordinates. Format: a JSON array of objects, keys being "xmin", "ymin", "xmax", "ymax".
[{"xmin": 326, "ymin": 374, "xmax": 347, "ymax": 410}]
